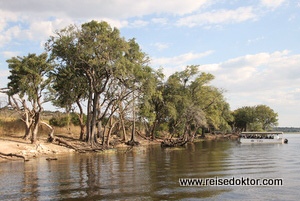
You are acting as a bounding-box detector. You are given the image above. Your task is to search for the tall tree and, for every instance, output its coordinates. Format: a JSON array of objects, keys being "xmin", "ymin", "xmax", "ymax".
[
  {"xmin": 51, "ymin": 66, "xmax": 88, "ymax": 140},
  {"xmin": 233, "ymin": 105, "xmax": 278, "ymax": 131},
  {"xmin": 161, "ymin": 65, "xmax": 231, "ymax": 139},
  {"xmin": 6, "ymin": 53, "xmax": 54, "ymax": 143},
  {"xmin": 255, "ymin": 105, "xmax": 278, "ymax": 130},
  {"xmin": 138, "ymin": 68, "xmax": 165, "ymax": 140},
  {"xmin": 47, "ymin": 21, "xmax": 152, "ymax": 146}
]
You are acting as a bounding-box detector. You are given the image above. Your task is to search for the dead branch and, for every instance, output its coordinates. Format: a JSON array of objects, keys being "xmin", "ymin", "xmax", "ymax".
[
  {"xmin": 40, "ymin": 121, "xmax": 55, "ymax": 141},
  {"xmin": 161, "ymin": 139, "xmax": 188, "ymax": 148},
  {"xmin": 0, "ymin": 152, "xmax": 29, "ymax": 161},
  {"xmin": 136, "ymin": 130, "xmax": 151, "ymax": 141},
  {"xmin": 53, "ymin": 138, "xmax": 86, "ymax": 153}
]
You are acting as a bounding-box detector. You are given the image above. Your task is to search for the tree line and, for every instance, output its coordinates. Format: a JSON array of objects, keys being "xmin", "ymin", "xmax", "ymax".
[{"xmin": 1, "ymin": 20, "xmax": 278, "ymax": 146}]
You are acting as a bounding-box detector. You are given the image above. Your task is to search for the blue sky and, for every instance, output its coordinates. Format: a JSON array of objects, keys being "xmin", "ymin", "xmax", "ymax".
[{"xmin": 0, "ymin": 0, "xmax": 300, "ymax": 126}]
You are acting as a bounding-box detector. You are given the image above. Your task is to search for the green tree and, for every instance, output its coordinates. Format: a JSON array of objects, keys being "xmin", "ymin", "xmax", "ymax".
[
  {"xmin": 48, "ymin": 21, "xmax": 153, "ymax": 147},
  {"xmin": 233, "ymin": 106, "xmax": 255, "ymax": 131},
  {"xmin": 139, "ymin": 68, "xmax": 165, "ymax": 139},
  {"xmin": 255, "ymin": 105, "xmax": 278, "ymax": 130},
  {"xmin": 51, "ymin": 64, "xmax": 88, "ymax": 140},
  {"xmin": 6, "ymin": 53, "xmax": 54, "ymax": 143},
  {"xmin": 233, "ymin": 105, "xmax": 278, "ymax": 131},
  {"xmin": 162, "ymin": 65, "xmax": 231, "ymax": 140}
]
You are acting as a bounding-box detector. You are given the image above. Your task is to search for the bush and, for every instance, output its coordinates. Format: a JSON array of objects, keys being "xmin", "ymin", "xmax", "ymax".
[
  {"xmin": 49, "ymin": 115, "xmax": 70, "ymax": 127},
  {"xmin": 70, "ymin": 112, "xmax": 87, "ymax": 126}
]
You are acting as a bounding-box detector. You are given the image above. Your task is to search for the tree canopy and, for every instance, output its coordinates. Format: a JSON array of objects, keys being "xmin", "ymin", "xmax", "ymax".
[
  {"xmin": 6, "ymin": 53, "xmax": 54, "ymax": 143},
  {"xmin": 233, "ymin": 105, "xmax": 278, "ymax": 131},
  {"xmin": 4, "ymin": 20, "xmax": 280, "ymax": 147}
]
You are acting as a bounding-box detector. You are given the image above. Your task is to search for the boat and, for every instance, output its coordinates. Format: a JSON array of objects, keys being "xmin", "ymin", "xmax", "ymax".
[{"xmin": 239, "ymin": 132, "xmax": 286, "ymax": 144}]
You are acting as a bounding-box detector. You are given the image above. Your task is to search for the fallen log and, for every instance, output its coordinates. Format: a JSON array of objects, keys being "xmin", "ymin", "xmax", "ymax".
[
  {"xmin": 40, "ymin": 121, "xmax": 55, "ymax": 142},
  {"xmin": 46, "ymin": 157, "xmax": 58, "ymax": 161},
  {"xmin": 136, "ymin": 131, "xmax": 150, "ymax": 140},
  {"xmin": 0, "ymin": 152, "xmax": 29, "ymax": 161},
  {"xmin": 161, "ymin": 139, "xmax": 188, "ymax": 147},
  {"xmin": 125, "ymin": 140, "xmax": 140, "ymax": 146},
  {"xmin": 54, "ymin": 138, "xmax": 86, "ymax": 153}
]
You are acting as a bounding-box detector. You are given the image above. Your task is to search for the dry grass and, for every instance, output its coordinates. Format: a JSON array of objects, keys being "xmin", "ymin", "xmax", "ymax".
[{"xmin": 0, "ymin": 117, "xmax": 81, "ymax": 140}]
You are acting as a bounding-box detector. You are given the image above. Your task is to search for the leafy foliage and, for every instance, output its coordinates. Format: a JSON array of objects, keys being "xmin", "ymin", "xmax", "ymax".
[
  {"xmin": 6, "ymin": 53, "xmax": 54, "ymax": 143},
  {"xmin": 49, "ymin": 115, "xmax": 70, "ymax": 127},
  {"xmin": 4, "ymin": 20, "xmax": 280, "ymax": 145},
  {"xmin": 233, "ymin": 105, "xmax": 278, "ymax": 131}
]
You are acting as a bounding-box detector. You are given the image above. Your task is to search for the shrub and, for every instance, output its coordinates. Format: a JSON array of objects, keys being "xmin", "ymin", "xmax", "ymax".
[
  {"xmin": 49, "ymin": 115, "xmax": 70, "ymax": 127},
  {"xmin": 70, "ymin": 112, "xmax": 87, "ymax": 126}
]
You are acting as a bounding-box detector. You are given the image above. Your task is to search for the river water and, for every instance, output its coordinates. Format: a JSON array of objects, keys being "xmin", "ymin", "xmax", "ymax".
[{"xmin": 0, "ymin": 134, "xmax": 299, "ymax": 200}]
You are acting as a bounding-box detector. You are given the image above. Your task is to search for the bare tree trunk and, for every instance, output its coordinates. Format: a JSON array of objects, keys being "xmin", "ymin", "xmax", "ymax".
[
  {"xmin": 66, "ymin": 111, "xmax": 71, "ymax": 134},
  {"xmin": 201, "ymin": 126, "xmax": 206, "ymax": 138},
  {"xmin": 118, "ymin": 103, "xmax": 127, "ymax": 142},
  {"xmin": 97, "ymin": 121, "xmax": 103, "ymax": 139},
  {"xmin": 102, "ymin": 125, "xmax": 107, "ymax": 145},
  {"xmin": 96, "ymin": 101, "xmax": 102, "ymax": 139},
  {"xmin": 89, "ymin": 92, "xmax": 100, "ymax": 146},
  {"xmin": 130, "ymin": 92, "xmax": 136, "ymax": 142},
  {"xmin": 31, "ymin": 113, "xmax": 40, "ymax": 144},
  {"xmin": 86, "ymin": 92, "xmax": 92, "ymax": 142},
  {"xmin": 76, "ymin": 100, "xmax": 85, "ymax": 140},
  {"xmin": 24, "ymin": 124, "xmax": 32, "ymax": 141},
  {"xmin": 106, "ymin": 118, "xmax": 117, "ymax": 146},
  {"xmin": 120, "ymin": 117, "xmax": 127, "ymax": 142},
  {"xmin": 40, "ymin": 121, "xmax": 55, "ymax": 142},
  {"xmin": 190, "ymin": 128, "xmax": 199, "ymax": 143},
  {"xmin": 23, "ymin": 111, "xmax": 33, "ymax": 140},
  {"xmin": 150, "ymin": 120, "xmax": 157, "ymax": 140}
]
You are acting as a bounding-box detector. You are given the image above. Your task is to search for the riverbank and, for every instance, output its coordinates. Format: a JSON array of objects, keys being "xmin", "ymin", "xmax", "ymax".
[
  {"xmin": 0, "ymin": 133, "xmax": 238, "ymax": 162},
  {"xmin": 0, "ymin": 132, "xmax": 161, "ymax": 162},
  {"xmin": 0, "ymin": 135, "xmax": 74, "ymax": 162}
]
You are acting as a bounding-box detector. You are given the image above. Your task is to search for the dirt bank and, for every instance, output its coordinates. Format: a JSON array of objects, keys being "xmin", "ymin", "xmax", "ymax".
[
  {"xmin": 0, "ymin": 136, "xmax": 74, "ymax": 162},
  {"xmin": 0, "ymin": 133, "xmax": 237, "ymax": 162},
  {"xmin": 0, "ymin": 133, "xmax": 161, "ymax": 162}
]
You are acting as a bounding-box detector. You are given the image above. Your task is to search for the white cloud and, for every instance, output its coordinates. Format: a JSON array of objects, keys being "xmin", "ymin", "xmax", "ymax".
[
  {"xmin": 151, "ymin": 18, "xmax": 168, "ymax": 25},
  {"xmin": 0, "ymin": 25, "xmax": 21, "ymax": 47},
  {"xmin": 0, "ymin": 69, "xmax": 10, "ymax": 77},
  {"xmin": 152, "ymin": 42, "xmax": 169, "ymax": 51},
  {"xmin": 0, "ymin": 0, "xmax": 208, "ymax": 19},
  {"xmin": 247, "ymin": 36, "xmax": 264, "ymax": 45},
  {"xmin": 151, "ymin": 50, "xmax": 214, "ymax": 67},
  {"xmin": 198, "ymin": 50, "xmax": 300, "ymax": 126},
  {"xmin": 151, "ymin": 51, "xmax": 214, "ymax": 78},
  {"xmin": 3, "ymin": 0, "xmax": 213, "ymax": 46},
  {"xmin": 151, "ymin": 50, "xmax": 300, "ymax": 126},
  {"xmin": 129, "ymin": 20, "xmax": 149, "ymax": 28},
  {"xmin": 177, "ymin": 7, "xmax": 257, "ymax": 27},
  {"xmin": 1, "ymin": 51, "xmax": 22, "ymax": 58},
  {"xmin": 260, "ymin": 0, "xmax": 287, "ymax": 8},
  {"xmin": 94, "ymin": 18, "xmax": 129, "ymax": 29},
  {"xmin": 198, "ymin": 51, "xmax": 300, "ymax": 115},
  {"xmin": 0, "ymin": 10, "xmax": 19, "ymax": 31}
]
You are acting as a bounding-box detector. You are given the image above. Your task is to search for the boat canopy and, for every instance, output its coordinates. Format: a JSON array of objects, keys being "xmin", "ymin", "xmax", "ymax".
[{"xmin": 240, "ymin": 132, "xmax": 283, "ymax": 135}]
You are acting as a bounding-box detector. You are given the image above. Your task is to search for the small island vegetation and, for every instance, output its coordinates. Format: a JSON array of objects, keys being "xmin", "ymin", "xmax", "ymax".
[{"xmin": 0, "ymin": 20, "xmax": 279, "ymax": 159}]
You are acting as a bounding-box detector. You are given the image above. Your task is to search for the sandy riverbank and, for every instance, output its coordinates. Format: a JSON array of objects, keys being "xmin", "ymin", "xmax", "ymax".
[
  {"xmin": 0, "ymin": 133, "xmax": 237, "ymax": 162},
  {"xmin": 0, "ymin": 133, "xmax": 162, "ymax": 162},
  {"xmin": 0, "ymin": 136, "xmax": 75, "ymax": 162}
]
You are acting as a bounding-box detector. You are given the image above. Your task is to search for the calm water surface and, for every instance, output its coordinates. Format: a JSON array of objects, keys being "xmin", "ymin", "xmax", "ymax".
[{"xmin": 0, "ymin": 134, "xmax": 299, "ymax": 200}]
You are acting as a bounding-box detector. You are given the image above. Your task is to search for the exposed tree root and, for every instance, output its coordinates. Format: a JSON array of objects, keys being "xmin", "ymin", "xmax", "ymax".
[
  {"xmin": 46, "ymin": 157, "xmax": 58, "ymax": 161},
  {"xmin": 48, "ymin": 136, "xmax": 106, "ymax": 153},
  {"xmin": 136, "ymin": 131, "xmax": 150, "ymax": 141},
  {"xmin": 52, "ymin": 137, "xmax": 86, "ymax": 153},
  {"xmin": 0, "ymin": 151, "xmax": 29, "ymax": 161},
  {"xmin": 125, "ymin": 140, "xmax": 140, "ymax": 146},
  {"xmin": 161, "ymin": 139, "xmax": 188, "ymax": 148}
]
